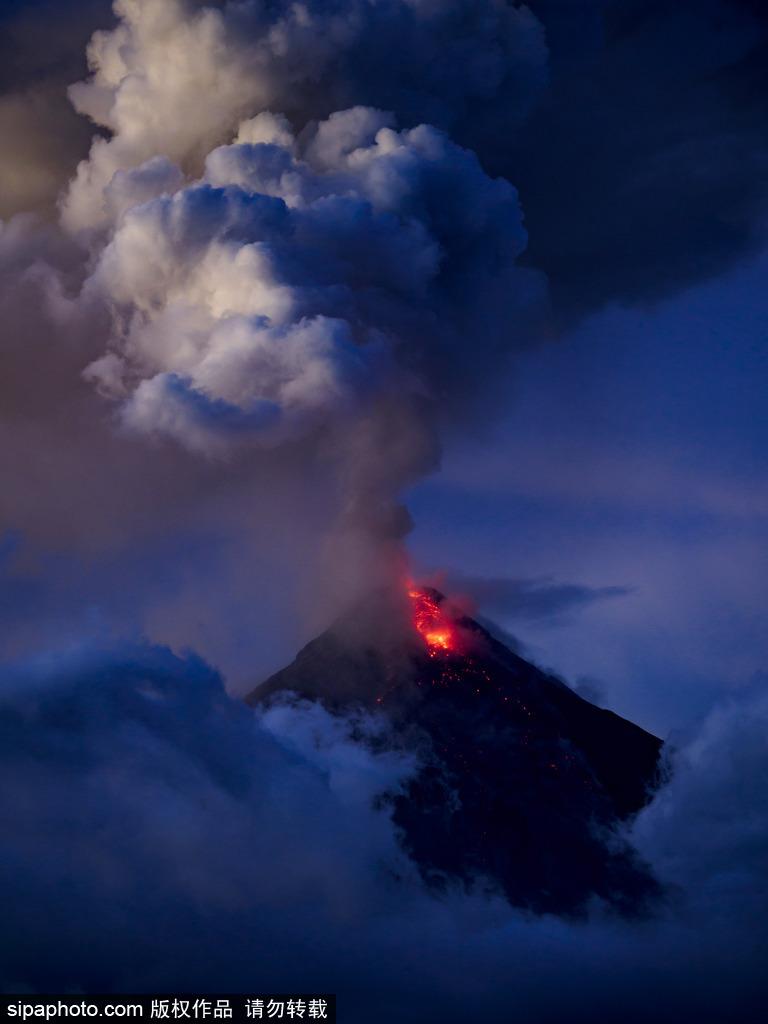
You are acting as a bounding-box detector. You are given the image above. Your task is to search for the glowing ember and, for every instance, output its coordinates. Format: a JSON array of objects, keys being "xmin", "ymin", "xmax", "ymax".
[{"xmin": 408, "ymin": 586, "xmax": 456, "ymax": 656}]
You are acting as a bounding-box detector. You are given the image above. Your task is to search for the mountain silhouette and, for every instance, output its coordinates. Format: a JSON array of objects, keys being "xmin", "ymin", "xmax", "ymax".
[{"xmin": 247, "ymin": 586, "xmax": 663, "ymax": 916}]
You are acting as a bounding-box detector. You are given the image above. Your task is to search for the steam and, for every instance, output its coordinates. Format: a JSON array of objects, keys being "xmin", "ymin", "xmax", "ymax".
[
  {"xmin": 82, "ymin": 113, "xmax": 529, "ymax": 452},
  {"xmin": 52, "ymin": 0, "xmax": 546, "ymax": 591},
  {"xmin": 61, "ymin": 0, "xmax": 547, "ymax": 233}
]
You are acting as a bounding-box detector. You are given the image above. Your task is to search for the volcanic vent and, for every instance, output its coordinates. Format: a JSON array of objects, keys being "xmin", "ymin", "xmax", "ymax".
[{"xmin": 247, "ymin": 586, "xmax": 663, "ymax": 915}]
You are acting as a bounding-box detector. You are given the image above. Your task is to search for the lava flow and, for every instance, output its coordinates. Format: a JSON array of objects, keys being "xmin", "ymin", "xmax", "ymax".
[{"xmin": 408, "ymin": 586, "xmax": 456, "ymax": 656}]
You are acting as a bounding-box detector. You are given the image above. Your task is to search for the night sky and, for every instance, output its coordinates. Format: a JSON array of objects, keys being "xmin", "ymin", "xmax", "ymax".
[{"xmin": 1, "ymin": 1, "xmax": 767, "ymax": 1021}]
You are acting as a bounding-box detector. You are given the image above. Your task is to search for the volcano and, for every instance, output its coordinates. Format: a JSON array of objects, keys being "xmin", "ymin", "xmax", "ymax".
[{"xmin": 247, "ymin": 586, "xmax": 663, "ymax": 916}]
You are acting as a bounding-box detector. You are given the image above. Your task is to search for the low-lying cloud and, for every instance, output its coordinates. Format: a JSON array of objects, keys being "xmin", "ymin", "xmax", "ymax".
[
  {"xmin": 0, "ymin": 645, "xmax": 766, "ymax": 1021},
  {"xmin": 446, "ymin": 572, "xmax": 632, "ymax": 623}
]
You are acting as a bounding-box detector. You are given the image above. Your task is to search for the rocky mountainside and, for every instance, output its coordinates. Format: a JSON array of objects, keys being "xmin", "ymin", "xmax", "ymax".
[{"xmin": 247, "ymin": 586, "xmax": 663, "ymax": 916}]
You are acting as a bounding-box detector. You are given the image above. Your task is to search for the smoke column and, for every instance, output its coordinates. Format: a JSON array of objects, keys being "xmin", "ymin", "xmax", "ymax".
[{"xmin": 49, "ymin": 0, "xmax": 547, "ymax": 598}]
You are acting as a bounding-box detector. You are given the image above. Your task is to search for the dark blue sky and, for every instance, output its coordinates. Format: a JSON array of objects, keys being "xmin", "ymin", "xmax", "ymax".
[{"xmin": 410, "ymin": 245, "xmax": 768, "ymax": 735}]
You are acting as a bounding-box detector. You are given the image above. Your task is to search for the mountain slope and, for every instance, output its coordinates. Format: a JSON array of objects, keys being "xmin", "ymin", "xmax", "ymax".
[{"xmin": 247, "ymin": 587, "xmax": 663, "ymax": 915}]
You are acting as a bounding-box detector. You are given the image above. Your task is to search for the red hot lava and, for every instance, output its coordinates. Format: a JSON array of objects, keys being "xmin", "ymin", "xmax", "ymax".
[{"xmin": 408, "ymin": 586, "xmax": 456, "ymax": 656}]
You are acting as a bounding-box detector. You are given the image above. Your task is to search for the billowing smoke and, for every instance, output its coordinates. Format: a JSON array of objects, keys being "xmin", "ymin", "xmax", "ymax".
[
  {"xmin": 1, "ymin": 0, "xmax": 765, "ymax": 608},
  {"xmin": 0, "ymin": 0, "xmax": 112, "ymax": 218},
  {"xmin": 81, "ymin": 109, "xmax": 531, "ymax": 457},
  {"xmin": 38, "ymin": 0, "xmax": 544, "ymax": 596},
  {"xmin": 0, "ymin": 0, "xmax": 763, "ymax": 639},
  {"xmin": 60, "ymin": 0, "xmax": 547, "ymax": 233}
]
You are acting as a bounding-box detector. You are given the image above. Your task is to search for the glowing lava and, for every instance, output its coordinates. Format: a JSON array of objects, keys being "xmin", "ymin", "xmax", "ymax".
[{"xmin": 408, "ymin": 586, "xmax": 456, "ymax": 656}]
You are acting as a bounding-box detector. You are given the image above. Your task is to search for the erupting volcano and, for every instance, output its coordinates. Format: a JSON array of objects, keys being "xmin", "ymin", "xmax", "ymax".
[
  {"xmin": 408, "ymin": 586, "xmax": 456, "ymax": 655},
  {"xmin": 248, "ymin": 584, "xmax": 663, "ymax": 916}
]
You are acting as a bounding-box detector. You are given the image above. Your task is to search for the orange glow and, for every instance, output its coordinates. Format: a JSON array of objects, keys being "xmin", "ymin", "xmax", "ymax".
[{"xmin": 408, "ymin": 586, "xmax": 456, "ymax": 656}]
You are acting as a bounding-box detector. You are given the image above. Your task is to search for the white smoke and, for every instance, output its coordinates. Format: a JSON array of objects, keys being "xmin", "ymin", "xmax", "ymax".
[
  {"xmin": 0, "ymin": 0, "xmax": 550, "ymax": 607},
  {"xmin": 61, "ymin": 0, "xmax": 547, "ymax": 232},
  {"xmin": 36, "ymin": 0, "xmax": 547, "ymax": 600},
  {"xmin": 80, "ymin": 108, "xmax": 533, "ymax": 462}
]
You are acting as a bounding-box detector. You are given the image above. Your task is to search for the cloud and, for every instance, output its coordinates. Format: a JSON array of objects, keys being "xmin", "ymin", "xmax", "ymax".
[
  {"xmin": 0, "ymin": 4, "xmax": 544, "ymax": 595},
  {"xmin": 574, "ymin": 676, "xmax": 608, "ymax": 706},
  {"xmin": 6, "ymin": 0, "xmax": 767, "ymax": 316},
  {"xmin": 632, "ymin": 690, "xmax": 768, "ymax": 921},
  {"xmin": 0, "ymin": 643, "xmax": 420, "ymax": 992},
  {"xmin": 80, "ymin": 113, "xmax": 533, "ymax": 460},
  {"xmin": 2, "ymin": 0, "xmax": 763, "ymax": 606},
  {"xmin": 60, "ymin": 0, "xmax": 547, "ymax": 232},
  {"xmin": 0, "ymin": 643, "xmax": 766, "ymax": 1021},
  {"xmin": 446, "ymin": 572, "xmax": 632, "ymax": 624},
  {"xmin": 0, "ymin": 0, "xmax": 112, "ymax": 217},
  {"xmin": 514, "ymin": 0, "xmax": 768, "ymax": 318},
  {"xmin": 53, "ymin": 86, "xmax": 543, "ymax": 599}
]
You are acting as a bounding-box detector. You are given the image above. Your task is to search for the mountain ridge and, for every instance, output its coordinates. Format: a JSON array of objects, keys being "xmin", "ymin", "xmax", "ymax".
[{"xmin": 247, "ymin": 586, "xmax": 663, "ymax": 915}]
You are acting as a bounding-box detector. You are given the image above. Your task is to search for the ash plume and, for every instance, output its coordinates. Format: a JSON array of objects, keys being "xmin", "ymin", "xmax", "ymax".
[
  {"xmin": 60, "ymin": 0, "xmax": 548, "ymax": 233},
  {"xmin": 45, "ymin": 0, "xmax": 546, "ymax": 595},
  {"xmin": 0, "ymin": 0, "xmax": 764, "ymax": 603},
  {"xmin": 0, "ymin": 0, "xmax": 764, "ymax": 666}
]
